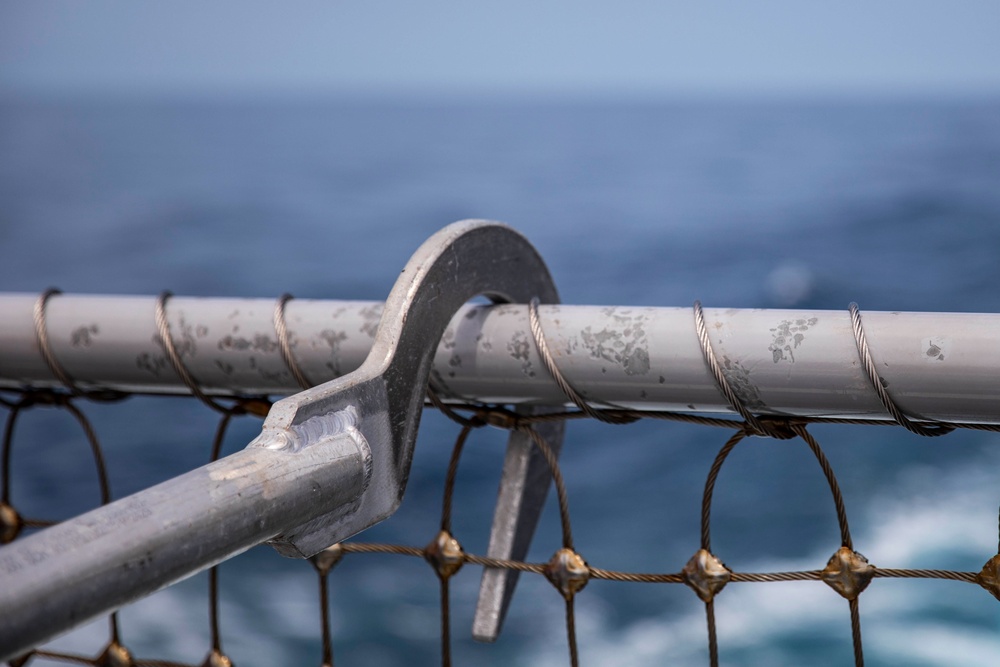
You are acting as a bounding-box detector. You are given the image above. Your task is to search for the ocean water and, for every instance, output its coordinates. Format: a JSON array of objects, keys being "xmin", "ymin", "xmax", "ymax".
[{"xmin": 1, "ymin": 95, "xmax": 999, "ymax": 665}]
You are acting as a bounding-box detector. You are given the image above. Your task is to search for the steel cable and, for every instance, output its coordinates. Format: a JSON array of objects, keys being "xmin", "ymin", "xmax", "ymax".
[
  {"xmin": 848, "ymin": 303, "xmax": 954, "ymax": 437},
  {"xmin": 528, "ymin": 297, "xmax": 637, "ymax": 425},
  {"xmin": 273, "ymin": 293, "xmax": 314, "ymax": 390}
]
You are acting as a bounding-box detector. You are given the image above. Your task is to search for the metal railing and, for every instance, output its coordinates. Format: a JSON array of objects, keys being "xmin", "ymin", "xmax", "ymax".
[{"xmin": 0, "ymin": 221, "xmax": 998, "ymax": 665}]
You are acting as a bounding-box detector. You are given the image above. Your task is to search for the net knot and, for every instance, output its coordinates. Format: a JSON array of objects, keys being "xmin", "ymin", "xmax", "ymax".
[
  {"xmin": 976, "ymin": 553, "xmax": 1000, "ymax": 602},
  {"xmin": 311, "ymin": 544, "xmax": 345, "ymax": 577},
  {"xmin": 201, "ymin": 649, "xmax": 235, "ymax": 667},
  {"xmin": 750, "ymin": 417, "xmax": 802, "ymax": 440},
  {"xmin": 544, "ymin": 548, "xmax": 590, "ymax": 601},
  {"xmin": 682, "ymin": 548, "xmax": 732, "ymax": 603},
  {"xmin": 97, "ymin": 642, "xmax": 134, "ymax": 667},
  {"xmin": 479, "ymin": 407, "xmax": 520, "ymax": 431},
  {"xmin": 19, "ymin": 389, "xmax": 66, "ymax": 408},
  {"xmin": 0, "ymin": 502, "xmax": 22, "ymax": 544},
  {"xmin": 821, "ymin": 546, "xmax": 875, "ymax": 600},
  {"xmin": 424, "ymin": 530, "xmax": 465, "ymax": 580}
]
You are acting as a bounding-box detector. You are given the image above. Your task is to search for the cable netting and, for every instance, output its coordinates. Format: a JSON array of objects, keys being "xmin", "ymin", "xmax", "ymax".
[{"xmin": 4, "ymin": 393, "xmax": 999, "ymax": 666}]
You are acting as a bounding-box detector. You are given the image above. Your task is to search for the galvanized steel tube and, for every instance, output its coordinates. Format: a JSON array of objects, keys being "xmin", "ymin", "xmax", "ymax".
[
  {"xmin": 0, "ymin": 422, "xmax": 370, "ymax": 659},
  {"xmin": 1, "ymin": 294, "xmax": 999, "ymax": 424}
]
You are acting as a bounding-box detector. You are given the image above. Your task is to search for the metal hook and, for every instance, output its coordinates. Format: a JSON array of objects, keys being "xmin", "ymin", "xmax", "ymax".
[
  {"xmin": 266, "ymin": 220, "xmax": 569, "ymax": 641},
  {"xmin": 261, "ymin": 219, "xmax": 562, "ymax": 556},
  {"xmin": 0, "ymin": 220, "xmax": 563, "ymax": 657}
]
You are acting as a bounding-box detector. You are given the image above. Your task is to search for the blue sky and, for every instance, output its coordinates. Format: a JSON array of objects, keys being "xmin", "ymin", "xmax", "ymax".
[{"xmin": 2, "ymin": 1, "xmax": 999, "ymax": 97}]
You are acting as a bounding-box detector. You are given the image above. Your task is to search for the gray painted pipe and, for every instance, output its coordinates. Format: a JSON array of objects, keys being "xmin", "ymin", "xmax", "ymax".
[{"xmin": 1, "ymin": 293, "xmax": 999, "ymax": 424}]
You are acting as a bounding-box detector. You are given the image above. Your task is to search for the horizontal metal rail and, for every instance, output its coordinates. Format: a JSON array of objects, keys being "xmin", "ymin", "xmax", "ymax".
[{"xmin": 2, "ymin": 293, "xmax": 1000, "ymax": 424}]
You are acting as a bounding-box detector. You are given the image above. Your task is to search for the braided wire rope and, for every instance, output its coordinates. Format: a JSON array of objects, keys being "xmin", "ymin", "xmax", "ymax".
[
  {"xmin": 705, "ymin": 601, "xmax": 719, "ymax": 667},
  {"xmin": 310, "ymin": 550, "xmax": 338, "ymax": 667},
  {"xmin": 273, "ymin": 293, "xmax": 314, "ymax": 390},
  {"xmin": 436, "ymin": 423, "xmax": 474, "ymax": 667},
  {"xmin": 2, "ymin": 296, "xmax": 999, "ymax": 667},
  {"xmin": 692, "ymin": 300, "xmax": 770, "ymax": 437},
  {"xmin": 850, "ymin": 597, "xmax": 865, "ymax": 667},
  {"xmin": 528, "ymin": 297, "xmax": 636, "ymax": 425},
  {"xmin": 699, "ymin": 429, "xmax": 747, "ymax": 553},
  {"xmin": 848, "ymin": 302, "xmax": 955, "ymax": 437},
  {"xmin": 154, "ymin": 291, "xmax": 231, "ymax": 415},
  {"xmin": 792, "ymin": 424, "xmax": 854, "ymax": 550},
  {"xmin": 33, "ymin": 289, "xmax": 79, "ymax": 394}
]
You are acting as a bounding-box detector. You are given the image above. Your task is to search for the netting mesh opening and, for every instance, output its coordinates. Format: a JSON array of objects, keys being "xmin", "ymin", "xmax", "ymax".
[{"xmin": 2, "ymin": 383, "xmax": 998, "ymax": 667}]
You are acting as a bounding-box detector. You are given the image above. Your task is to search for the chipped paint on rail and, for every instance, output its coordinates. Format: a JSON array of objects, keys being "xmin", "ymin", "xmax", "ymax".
[
  {"xmin": 769, "ymin": 317, "xmax": 819, "ymax": 363},
  {"xmin": 577, "ymin": 307, "xmax": 651, "ymax": 376}
]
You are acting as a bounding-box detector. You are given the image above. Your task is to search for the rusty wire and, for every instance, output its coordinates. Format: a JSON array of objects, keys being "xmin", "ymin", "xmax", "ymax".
[
  {"xmin": 434, "ymin": 422, "xmax": 475, "ymax": 667},
  {"xmin": 849, "ymin": 598, "xmax": 864, "ymax": 667},
  {"xmin": 705, "ymin": 600, "xmax": 718, "ymax": 667},
  {"xmin": 700, "ymin": 429, "xmax": 747, "ymax": 553}
]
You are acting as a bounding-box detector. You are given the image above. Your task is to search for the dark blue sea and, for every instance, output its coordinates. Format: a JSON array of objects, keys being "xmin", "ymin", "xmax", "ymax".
[{"xmin": 1, "ymin": 95, "xmax": 999, "ymax": 665}]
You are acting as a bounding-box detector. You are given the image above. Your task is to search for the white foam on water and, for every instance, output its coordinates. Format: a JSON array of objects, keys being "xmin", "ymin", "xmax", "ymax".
[
  {"xmin": 19, "ymin": 447, "xmax": 999, "ymax": 665},
  {"xmin": 524, "ymin": 447, "xmax": 1000, "ymax": 666},
  {"xmin": 869, "ymin": 622, "xmax": 1000, "ymax": 666}
]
